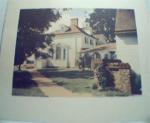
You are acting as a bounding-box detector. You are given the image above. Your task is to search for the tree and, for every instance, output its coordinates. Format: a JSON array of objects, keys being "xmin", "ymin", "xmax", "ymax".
[
  {"xmin": 14, "ymin": 9, "xmax": 60, "ymax": 70},
  {"xmin": 86, "ymin": 9, "xmax": 116, "ymax": 42}
]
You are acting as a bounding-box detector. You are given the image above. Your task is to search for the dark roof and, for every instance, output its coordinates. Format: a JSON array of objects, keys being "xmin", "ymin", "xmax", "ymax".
[{"xmin": 115, "ymin": 9, "xmax": 137, "ymax": 34}]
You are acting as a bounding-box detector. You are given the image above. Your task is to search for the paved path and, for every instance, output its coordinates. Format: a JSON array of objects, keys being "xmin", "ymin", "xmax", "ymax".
[{"xmin": 31, "ymin": 71, "xmax": 92, "ymax": 97}]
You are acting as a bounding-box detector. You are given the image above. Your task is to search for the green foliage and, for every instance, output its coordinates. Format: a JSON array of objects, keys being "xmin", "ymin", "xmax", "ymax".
[
  {"xmin": 96, "ymin": 63, "xmax": 107, "ymax": 89},
  {"xmin": 96, "ymin": 62, "xmax": 114, "ymax": 89},
  {"xmin": 86, "ymin": 9, "xmax": 116, "ymax": 42},
  {"xmin": 130, "ymin": 71, "xmax": 142, "ymax": 94},
  {"xmin": 18, "ymin": 9, "xmax": 60, "ymax": 32},
  {"xmin": 14, "ymin": 9, "xmax": 60, "ymax": 66}
]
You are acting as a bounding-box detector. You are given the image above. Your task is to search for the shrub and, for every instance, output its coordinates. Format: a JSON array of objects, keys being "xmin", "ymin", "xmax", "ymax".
[
  {"xmin": 96, "ymin": 62, "xmax": 114, "ymax": 89},
  {"xmin": 96, "ymin": 63, "xmax": 107, "ymax": 89},
  {"xmin": 92, "ymin": 83, "xmax": 98, "ymax": 90},
  {"xmin": 56, "ymin": 81, "xmax": 64, "ymax": 86}
]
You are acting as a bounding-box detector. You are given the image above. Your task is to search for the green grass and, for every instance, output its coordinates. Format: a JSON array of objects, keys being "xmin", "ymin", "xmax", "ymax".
[
  {"xmin": 50, "ymin": 77, "xmax": 129, "ymax": 96},
  {"xmin": 52, "ymin": 77, "xmax": 94, "ymax": 93},
  {"xmin": 39, "ymin": 68, "xmax": 129, "ymax": 97},
  {"xmin": 12, "ymin": 87, "xmax": 47, "ymax": 97}
]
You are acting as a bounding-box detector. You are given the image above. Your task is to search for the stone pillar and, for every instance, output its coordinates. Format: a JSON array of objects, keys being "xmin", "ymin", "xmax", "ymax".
[{"xmin": 113, "ymin": 69, "xmax": 131, "ymax": 94}]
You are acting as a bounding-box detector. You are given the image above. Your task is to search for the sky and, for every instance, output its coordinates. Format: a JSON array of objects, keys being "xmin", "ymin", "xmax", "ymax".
[{"xmin": 46, "ymin": 8, "xmax": 94, "ymax": 33}]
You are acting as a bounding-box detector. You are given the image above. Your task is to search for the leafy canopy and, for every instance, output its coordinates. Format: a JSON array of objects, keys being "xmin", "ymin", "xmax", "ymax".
[
  {"xmin": 14, "ymin": 9, "xmax": 60, "ymax": 66},
  {"xmin": 86, "ymin": 9, "xmax": 116, "ymax": 42}
]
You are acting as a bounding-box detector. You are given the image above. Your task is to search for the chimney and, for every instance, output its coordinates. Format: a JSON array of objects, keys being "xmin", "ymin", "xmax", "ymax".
[{"xmin": 70, "ymin": 18, "xmax": 78, "ymax": 31}]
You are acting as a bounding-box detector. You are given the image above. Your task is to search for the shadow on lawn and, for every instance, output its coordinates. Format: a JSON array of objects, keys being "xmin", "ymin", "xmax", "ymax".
[
  {"xmin": 13, "ymin": 71, "xmax": 38, "ymax": 88},
  {"xmin": 13, "ymin": 71, "xmax": 47, "ymax": 97},
  {"xmin": 38, "ymin": 69, "xmax": 94, "ymax": 79}
]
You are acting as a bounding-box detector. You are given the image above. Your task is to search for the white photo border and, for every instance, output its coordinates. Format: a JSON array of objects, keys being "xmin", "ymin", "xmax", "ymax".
[{"xmin": 0, "ymin": 0, "xmax": 149, "ymax": 123}]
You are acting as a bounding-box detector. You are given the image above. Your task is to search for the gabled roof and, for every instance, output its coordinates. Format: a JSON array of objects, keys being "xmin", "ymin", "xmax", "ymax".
[
  {"xmin": 75, "ymin": 26, "xmax": 97, "ymax": 39},
  {"xmin": 53, "ymin": 25, "xmax": 97, "ymax": 39}
]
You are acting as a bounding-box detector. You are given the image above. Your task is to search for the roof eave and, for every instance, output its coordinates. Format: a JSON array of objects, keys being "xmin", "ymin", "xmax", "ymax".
[{"xmin": 115, "ymin": 29, "xmax": 137, "ymax": 35}]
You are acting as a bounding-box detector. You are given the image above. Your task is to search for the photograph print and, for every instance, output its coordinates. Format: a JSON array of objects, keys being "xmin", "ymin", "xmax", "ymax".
[{"xmin": 12, "ymin": 8, "xmax": 142, "ymax": 97}]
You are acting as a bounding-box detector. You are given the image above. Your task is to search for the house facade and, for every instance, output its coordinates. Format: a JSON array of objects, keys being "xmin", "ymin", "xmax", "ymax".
[
  {"xmin": 37, "ymin": 18, "xmax": 105, "ymax": 68},
  {"xmin": 34, "ymin": 18, "xmax": 117, "ymax": 69},
  {"xmin": 115, "ymin": 10, "xmax": 140, "ymax": 74},
  {"xmin": 34, "ymin": 10, "xmax": 139, "ymax": 73}
]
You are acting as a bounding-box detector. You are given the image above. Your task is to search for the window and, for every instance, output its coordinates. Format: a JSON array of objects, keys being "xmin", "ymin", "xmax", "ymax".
[
  {"xmin": 85, "ymin": 37, "xmax": 88, "ymax": 44},
  {"xmin": 96, "ymin": 41, "xmax": 99, "ymax": 45},
  {"xmin": 56, "ymin": 47, "xmax": 61, "ymax": 60},
  {"xmin": 90, "ymin": 39, "xmax": 93, "ymax": 45},
  {"xmin": 104, "ymin": 54, "xmax": 109, "ymax": 60},
  {"xmin": 93, "ymin": 52, "xmax": 101, "ymax": 60},
  {"xmin": 110, "ymin": 51, "xmax": 116, "ymax": 59},
  {"xmin": 63, "ymin": 48, "xmax": 66, "ymax": 60}
]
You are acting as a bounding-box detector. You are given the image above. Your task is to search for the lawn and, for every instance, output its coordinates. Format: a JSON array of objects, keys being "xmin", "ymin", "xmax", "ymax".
[
  {"xmin": 39, "ymin": 68, "xmax": 95, "ymax": 93},
  {"xmin": 12, "ymin": 69, "xmax": 129, "ymax": 97},
  {"xmin": 12, "ymin": 87, "xmax": 47, "ymax": 97},
  {"xmin": 12, "ymin": 71, "xmax": 47, "ymax": 97},
  {"xmin": 39, "ymin": 68, "xmax": 129, "ymax": 96}
]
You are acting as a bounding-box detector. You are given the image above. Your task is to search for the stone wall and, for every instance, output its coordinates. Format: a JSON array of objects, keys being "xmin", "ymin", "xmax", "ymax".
[
  {"xmin": 111, "ymin": 69, "xmax": 131, "ymax": 94},
  {"xmin": 106, "ymin": 60, "xmax": 132, "ymax": 94}
]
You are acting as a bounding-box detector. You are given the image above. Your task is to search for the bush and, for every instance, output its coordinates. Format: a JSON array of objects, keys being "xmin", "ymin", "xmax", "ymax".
[
  {"xmin": 56, "ymin": 81, "xmax": 64, "ymax": 86},
  {"xmin": 92, "ymin": 83, "xmax": 98, "ymax": 90},
  {"xmin": 130, "ymin": 71, "xmax": 142, "ymax": 94},
  {"xmin": 96, "ymin": 62, "xmax": 114, "ymax": 89},
  {"xmin": 96, "ymin": 63, "xmax": 107, "ymax": 89}
]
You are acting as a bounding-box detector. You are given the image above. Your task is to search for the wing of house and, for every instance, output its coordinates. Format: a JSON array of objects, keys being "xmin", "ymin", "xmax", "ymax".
[{"xmin": 115, "ymin": 9, "xmax": 140, "ymax": 74}]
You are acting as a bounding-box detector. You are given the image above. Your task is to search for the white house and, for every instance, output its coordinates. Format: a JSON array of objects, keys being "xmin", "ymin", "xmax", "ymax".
[
  {"xmin": 43, "ymin": 18, "xmax": 105, "ymax": 68},
  {"xmin": 34, "ymin": 10, "xmax": 139, "ymax": 72},
  {"xmin": 115, "ymin": 9, "xmax": 140, "ymax": 74},
  {"xmin": 34, "ymin": 18, "xmax": 115, "ymax": 69}
]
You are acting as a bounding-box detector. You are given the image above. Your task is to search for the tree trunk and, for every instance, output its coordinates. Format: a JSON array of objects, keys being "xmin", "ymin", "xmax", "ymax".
[{"xmin": 18, "ymin": 64, "xmax": 21, "ymax": 71}]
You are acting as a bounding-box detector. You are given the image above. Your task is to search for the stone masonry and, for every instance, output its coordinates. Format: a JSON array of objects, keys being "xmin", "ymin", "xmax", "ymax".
[
  {"xmin": 111, "ymin": 68, "xmax": 131, "ymax": 94},
  {"xmin": 106, "ymin": 60, "xmax": 132, "ymax": 94}
]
